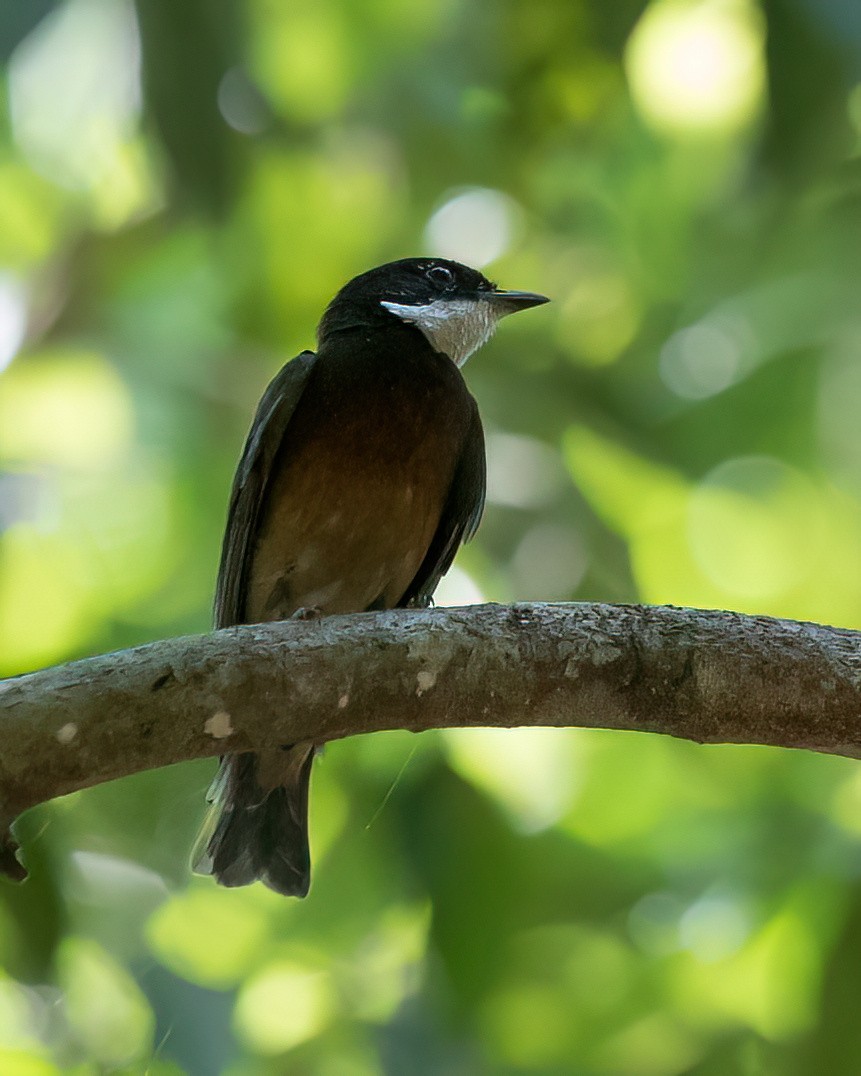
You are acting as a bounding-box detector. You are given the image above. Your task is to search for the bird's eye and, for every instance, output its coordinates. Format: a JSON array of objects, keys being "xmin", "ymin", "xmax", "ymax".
[{"xmin": 426, "ymin": 265, "xmax": 454, "ymax": 286}]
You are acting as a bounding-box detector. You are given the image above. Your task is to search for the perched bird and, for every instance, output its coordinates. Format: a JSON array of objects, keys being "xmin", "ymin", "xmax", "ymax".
[{"xmin": 193, "ymin": 258, "xmax": 548, "ymax": 896}]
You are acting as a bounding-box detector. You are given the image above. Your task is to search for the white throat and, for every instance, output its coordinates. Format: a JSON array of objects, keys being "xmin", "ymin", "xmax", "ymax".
[{"xmin": 380, "ymin": 297, "xmax": 499, "ymax": 366}]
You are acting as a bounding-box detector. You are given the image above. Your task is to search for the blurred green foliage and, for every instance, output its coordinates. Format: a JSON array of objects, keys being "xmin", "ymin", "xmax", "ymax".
[{"xmin": 1, "ymin": 0, "xmax": 861, "ymax": 1071}]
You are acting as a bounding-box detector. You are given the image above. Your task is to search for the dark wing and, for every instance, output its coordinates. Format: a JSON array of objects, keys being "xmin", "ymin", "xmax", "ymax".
[
  {"xmin": 214, "ymin": 351, "xmax": 318, "ymax": 627},
  {"xmin": 400, "ymin": 398, "xmax": 486, "ymax": 608}
]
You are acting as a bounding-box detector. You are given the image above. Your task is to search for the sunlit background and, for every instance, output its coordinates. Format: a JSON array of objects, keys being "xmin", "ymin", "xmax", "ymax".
[{"xmin": 1, "ymin": 0, "xmax": 861, "ymax": 1071}]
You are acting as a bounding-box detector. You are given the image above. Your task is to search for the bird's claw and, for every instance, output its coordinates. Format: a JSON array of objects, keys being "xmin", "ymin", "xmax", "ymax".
[{"xmin": 291, "ymin": 606, "xmax": 323, "ymax": 621}]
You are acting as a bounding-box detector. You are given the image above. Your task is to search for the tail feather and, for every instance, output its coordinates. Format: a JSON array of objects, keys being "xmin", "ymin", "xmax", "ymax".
[{"xmin": 192, "ymin": 747, "xmax": 315, "ymax": 897}]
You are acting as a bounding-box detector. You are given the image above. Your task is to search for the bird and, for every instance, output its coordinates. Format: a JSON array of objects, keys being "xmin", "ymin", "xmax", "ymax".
[{"xmin": 192, "ymin": 257, "xmax": 548, "ymax": 896}]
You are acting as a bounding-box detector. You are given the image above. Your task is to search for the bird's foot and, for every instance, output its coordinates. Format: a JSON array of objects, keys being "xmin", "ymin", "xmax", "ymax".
[{"xmin": 291, "ymin": 606, "xmax": 323, "ymax": 621}]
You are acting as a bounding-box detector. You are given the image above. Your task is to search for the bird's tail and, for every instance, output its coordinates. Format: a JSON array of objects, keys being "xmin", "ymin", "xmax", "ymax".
[{"xmin": 192, "ymin": 746, "xmax": 315, "ymax": 897}]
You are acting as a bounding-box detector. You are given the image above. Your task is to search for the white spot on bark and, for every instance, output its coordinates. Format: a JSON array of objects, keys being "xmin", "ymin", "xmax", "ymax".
[
  {"xmin": 56, "ymin": 722, "xmax": 78, "ymax": 744},
  {"xmin": 205, "ymin": 711, "xmax": 234, "ymax": 739},
  {"xmin": 564, "ymin": 657, "xmax": 580, "ymax": 679},
  {"xmin": 592, "ymin": 644, "xmax": 622, "ymax": 666},
  {"xmin": 416, "ymin": 669, "xmax": 438, "ymax": 696},
  {"xmin": 338, "ymin": 693, "xmax": 349, "ymax": 709}
]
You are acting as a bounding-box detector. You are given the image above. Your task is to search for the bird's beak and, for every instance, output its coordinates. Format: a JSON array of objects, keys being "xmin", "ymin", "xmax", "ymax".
[{"xmin": 482, "ymin": 289, "xmax": 550, "ymax": 316}]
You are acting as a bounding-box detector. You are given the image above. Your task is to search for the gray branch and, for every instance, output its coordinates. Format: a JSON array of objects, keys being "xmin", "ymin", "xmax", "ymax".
[{"xmin": 1, "ymin": 602, "xmax": 860, "ymax": 880}]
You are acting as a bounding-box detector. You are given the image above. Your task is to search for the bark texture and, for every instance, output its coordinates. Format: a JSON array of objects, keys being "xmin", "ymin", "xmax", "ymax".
[{"xmin": 1, "ymin": 602, "xmax": 860, "ymax": 879}]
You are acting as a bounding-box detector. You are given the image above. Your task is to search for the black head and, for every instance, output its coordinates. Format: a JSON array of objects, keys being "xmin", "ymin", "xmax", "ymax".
[{"xmin": 318, "ymin": 257, "xmax": 548, "ymax": 365}]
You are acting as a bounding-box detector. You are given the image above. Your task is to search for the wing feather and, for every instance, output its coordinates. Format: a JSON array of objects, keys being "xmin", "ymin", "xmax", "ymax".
[
  {"xmin": 400, "ymin": 398, "xmax": 486, "ymax": 608},
  {"xmin": 214, "ymin": 351, "xmax": 317, "ymax": 627}
]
